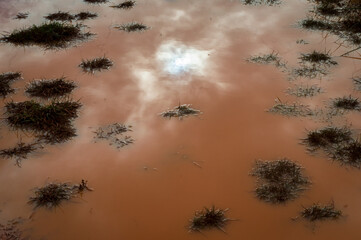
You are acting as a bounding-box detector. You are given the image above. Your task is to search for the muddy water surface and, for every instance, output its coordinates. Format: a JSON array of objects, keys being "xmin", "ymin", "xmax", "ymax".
[{"xmin": 1, "ymin": 0, "xmax": 361, "ymax": 239}]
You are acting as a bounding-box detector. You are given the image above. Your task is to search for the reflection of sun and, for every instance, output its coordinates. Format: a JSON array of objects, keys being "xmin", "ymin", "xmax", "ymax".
[{"xmin": 156, "ymin": 41, "xmax": 210, "ymax": 75}]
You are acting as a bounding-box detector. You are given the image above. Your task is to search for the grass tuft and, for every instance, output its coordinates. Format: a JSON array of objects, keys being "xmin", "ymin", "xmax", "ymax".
[
  {"xmin": 0, "ymin": 142, "xmax": 40, "ymax": 166},
  {"xmin": 268, "ymin": 99, "xmax": 314, "ymax": 117},
  {"xmin": 44, "ymin": 11, "xmax": 75, "ymax": 22},
  {"xmin": 110, "ymin": 1, "xmax": 136, "ymax": 9},
  {"xmin": 0, "ymin": 72, "xmax": 22, "ymax": 98},
  {"xmin": 14, "ymin": 12, "xmax": 29, "ymax": 20},
  {"xmin": 75, "ymin": 11, "xmax": 98, "ymax": 20},
  {"xmin": 25, "ymin": 77, "xmax": 76, "ymax": 99},
  {"xmin": 79, "ymin": 57, "xmax": 113, "ymax": 73},
  {"xmin": 83, "ymin": 0, "xmax": 108, "ymax": 3},
  {"xmin": 189, "ymin": 206, "xmax": 230, "ymax": 233},
  {"xmin": 286, "ymin": 85, "xmax": 323, "ymax": 97},
  {"xmin": 0, "ymin": 22, "xmax": 94, "ymax": 49},
  {"xmin": 247, "ymin": 52, "xmax": 287, "ymax": 69},
  {"xmin": 300, "ymin": 202, "xmax": 342, "ymax": 221},
  {"xmin": 299, "ymin": 51, "xmax": 337, "ymax": 66},
  {"xmin": 332, "ymin": 96, "xmax": 361, "ymax": 110},
  {"xmin": 115, "ymin": 22, "xmax": 150, "ymax": 32}
]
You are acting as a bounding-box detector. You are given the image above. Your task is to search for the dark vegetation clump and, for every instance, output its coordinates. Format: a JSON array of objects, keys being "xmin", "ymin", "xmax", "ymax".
[
  {"xmin": 247, "ymin": 52, "xmax": 287, "ymax": 69},
  {"xmin": 5, "ymin": 100, "xmax": 81, "ymax": 144},
  {"xmin": 28, "ymin": 180, "xmax": 92, "ymax": 210},
  {"xmin": 286, "ymin": 85, "xmax": 323, "ymax": 97},
  {"xmin": 189, "ymin": 206, "xmax": 231, "ymax": 233},
  {"xmin": 83, "ymin": 0, "xmax": 108, "ymax": 3},
  {"xmin": 115, "ymin": 22, "xmax": 149, "ymax": 32},
  {"xmin": 291, "ymin": 66, "xmax": 328, "ymax": 79},
  {"xmin": 110, "ymin": 1, "xmax": 136, "ymax": 9},
  {"xmin": 0, "ymin": 142, "xmax": 40, "ymax": 166},
  {"xmin": 268, "ymin": 99, "xmax": 314, "ymax": 117},
  {"xmin": 44, "ymin": 11, "xmax": 75, "ymax": 22},
  {"xmin": 25, "ymin": 77, "xmax": 76, "ymax": 99},
  {"xmin": 75, "ymin": 11, "xmax": 98, "ymax": 20},
  {"xmin": 0, "ymin": 22, "xmax": 93, "ymax": 49},
  {"xmin": 302, "ymin": 126, "xmax": 352, "ymax": 151},
  {"xmin": 79, "ymin": 57, "xmax": 113, "ymax": 73},
  {"xmin": 299, "ymin": 202, "xmax": 342, "ymax": 222},
  {"xmin": 299, "ymin": 51, "xmax": 337, "ymax": 66},
  {"xmin": 0, "ymin": 72, "xmax": 22, "ymax": 98},
  {"xmin": 94, "ymin": 123, "xmax": 134, "ymax": 149},
  {"xmin": 330, "ymin": 140, "xmax": 361, "ymax": 168},
  {"xmin": 0, "ymin": 218, "xmax": 24, "ymax": 240},
  {"xmin": 301, "ymin": 0, "xmax": 361, "ymax": 46},
  {"xmin": 332, "ymin": 96, "xmax": 361, "ymax": 111},
  {"xmin": 14, "ymin": 12, "xmax": 29, "ymax": 20},
  {"xmin": 160, "ymin": 104, "xmax": 201, "ymax": 119},
  {"xmin": 250, "ymin": 159, "xmax": 310, "ymax": 204},
  {"xmin": 241, "ymin": 0, "xmax": 282, "ymax": 6}
]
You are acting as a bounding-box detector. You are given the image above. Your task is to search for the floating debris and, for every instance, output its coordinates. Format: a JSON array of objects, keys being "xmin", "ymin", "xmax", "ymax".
[
  {"xmin": 332, "ymin": 96, "xmax": 361, "ymax": 111},
  {"xmin": 93, "ymin": 123, "xmax": 134, "ymax": 149},
  {"xmin": 160, "ymin": 104, "xmax": 201, "ymax": 119},
  {"xmin": 75, "ymin": 11, "xmax": 98, "ymax": 21},
  {"xmin": 299, "ymin": 51, "xmax": 337, "ymax": 66},
  {"xmin": 0, "ymin": 72, "xmax": 22, "ymax": 98},
  {"xmin": 268, "ymin": 99, "xmax": 314, "ymax": 117},
  {"xmin": 83, "ymin": 0, "xmax": 108, "ymax": 3},
  {"xmin": 286, "ymin": 85, "xmax": 323, "ymax": 97},
  {"xmin": 110, "ymin": 1, "xmax": 136, "ymax": 9},
  {"xmin": 29, "ymin": 180, "xmax": 92, "ymax": 210},
  {"xmin": 14, "ymin": 12, "xmax": 29, "ymax": 20},
  {"xmin": 44, "ymin": 11, "xmax": 75, "ymax": 22},
  {"xmin": 25, "ymin": 77, "xmax": 76, "ymax": 99},
  {"xmin": 250, "ymin": 159, "xmax": 310, "ymax": 204},
  {"xmin": 0, "ymin": 142, "xmax": 41, "ymax": 166},
  {"xmin": 302, "ymin": 126, "xmax": 352, "ymax": 152},
  {"xmin": 0, "ymin": 218, "xmax": 25, "ymax": 240},
  {"xmin": 246, "ymin": 52, "xmax": 287, "ymax": 69},
  {"xmin": 296, "ymin": 39, "xmax": 309, "ymax": 45},
  {"xmin": 0, "ymin": 22, "xmax": 94, "ymax": 49},
  {"xmin": 189, "ymin": 206, "xmax": 231, "ymax": 233},
  {"xmin": 241, "ymin": 0, "xmax": 282, "ymax": 6},
  {"xmin": 79, "ymin": 57, "xmax": 113, "ymax": 73},
  {"xmin": 297, "ymin": 202, "xmax": 342, "ymax": 222},
  {"xmin": 5, "ymin": 100, "xmax": 81, "ymax": 144},
  {"xmin": 114, "ymin": 22, "xmax": 149, "ymax": 32}
]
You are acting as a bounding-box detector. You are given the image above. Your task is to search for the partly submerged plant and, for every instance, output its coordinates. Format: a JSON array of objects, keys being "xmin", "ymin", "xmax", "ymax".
[
  {"xmin": 110, "ymin": 1, "xmax": 136, "ymax": 9},
  {"xmin": 0, "ymin": 142, "xmax": 40, "ymax": 166},
  {"xmin": 332, "ymin": 96, "xmax": 361, "ymax": 111},
  {"xmin": 241, "ymin": 0, "xmax": 282, "ymax": 6},
  {"xmin": 268, "ymin": 99, "xmax": 314, "ymax": 117},
  {"xmin": 160, "ymin": 104, "xmax": 201, "ymax": 119},
  {"xmin": 74, "ymin": 12, "xmax": 98, "ymax": 21},
  {"xmin": 44, "ymin": 11, "xmax": 75, "ymax": 22},
  {"xmin": 93, "ymin": 123, "xmax": 134, "ymax": 149},
  {"xmin": 25, "ymin": 77, "xmax": 76, "ymax": 99},
  {"xmin": 189, "ymin": 206, "xmax": 231, "ymax": 233},
  {"xmin": 79, "ymin": 57, "xmax": 113, "ymax": 73},
  {"xmin": 114, "ymin": 22, "xmax": 149, "ymax": 32},
  {"xmin": 286, "ymin": 85, "xmax": 323, "ymax": 97},
  {"xmin": 297, "ymin": 202, "xmax": 342, "ymax": 222},
  {"xmin": 0, "ymin": 72, "xmax": 22, "ymax": 98},
  {"xmin": 14, "ymin": 12, "xmax": 29, "ymax": 20},
  {"xmin": 329, "ymin": 139, "xmax": 361, "ymax": 168},
  {"xmin": 299, "ymin": 51, "xmax": 337, "ymax": 66},
  {"xmin": 83, "ymin": 0, "xmax": 108, "ymax": 3},
  {"xmin": 0, "ymin": 22, "xmax": 93, "ymax": 49},
  {"xmin": 247, "ymin": 52, "xmax": 287, "ymax": 69}
]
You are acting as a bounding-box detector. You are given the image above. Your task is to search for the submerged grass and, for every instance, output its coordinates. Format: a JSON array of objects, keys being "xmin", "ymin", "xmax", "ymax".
[
  {"xmin": 0, "ymin": 218, "xmax": 24, "ymax": 240},
  {"xmin": 28, "ymin": 180, "xmax": 92, "ymax": 210},
  {"xmin": 247, "ymin": 52, "xmax": 287, "ymax": 69},
  {"xmin": 268, "ymin": 99, "xmax": 314, "ymax": 117},
  {"xmin": 160, "ymin": 104, "xmax": 201, "ymax": 119},
  {"xmin": 286, "ymin": 85, "xmax": 323, "ymax": 97},
  {"xmin": 5, "ymin": 100, "xmax": 81, "ymax": 144},
  {"xmin": 298, "ymin": 202, "xmax": 342, "ymax": 222},
  {"xmin": 79, "ymin": 57, "xmax": 113, "ymax": 73},
  {"xmin": 110, "ymin": 1, "xmax": 136, "ymax": 9},
  {"xmin": 93, "ymin": 123, "xmax": 134, "ymax": 149},
  {"xmin": 25, "ymin": 77, "xmax": 76, "ymax": 99},
  {"xmin": 45, "ymin": 11, "xmax": 75, "ymax": 22},
  {"xmin": 250, "ymin": 159, "xmax": 310, "ymax": 204},
  {"xmin": 0, "ymin": 142, "xmax": 40, "ymax": 166},
  {"xmin": 115, "ymin": 22, "xmax": 150, "ymax": 32},
  {"xmin": 189, "ymin": 206, "xmax": 231, "ymax": 233},
  {"xmin": 0, "ymin": 22, "xmax": 93, "ymax": 49},
  {"xmin": 0, "ymin": 72, "xmax": 22, "ymax": 98}
]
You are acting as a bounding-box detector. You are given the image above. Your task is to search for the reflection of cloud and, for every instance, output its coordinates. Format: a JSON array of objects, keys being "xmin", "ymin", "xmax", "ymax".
[{"xmin": 156, "ymin": 41, "xmax": 210, "ymax": 76}]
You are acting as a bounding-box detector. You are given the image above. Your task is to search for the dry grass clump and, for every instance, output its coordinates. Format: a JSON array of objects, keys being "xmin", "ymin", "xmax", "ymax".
[
  {"xmin": 250, "ymin": 159, "xmax": 310, "ymax": 204},
  {"xmin": 25, "ymin": 77, "xmax": 76, "ymax": 99},
  {"xmin": 332, "ymin": 96, "xmax": 361, "ymax": 111},
  {"xmin": 45, "ymin": 11, "xmax": 75, "ymax": 22},
  {"xmin": 299, "ymin": 51, "xmax": 337, "ymax": 66},
  {"xmin": 114, "ymin": 22, "xmax": 149, "ymax": 32},
  {"xmin": 75, "ymin": 11, "xmax": 98, "ymax": 20},
  {"xmin": 0, "ymin": 22, "xmax": 93, "ymax": 49},
  {"xmin": 110, "ymin": 1, "xmax": 136, "ymax": 9},
  {"xmin": 83, "ymin": 0, "xmax": 108, "ymax": 3},
  {"xmin": 0, "ymin": 142, "xmax": 40, "ymax": 166},
  {"xmin": 0, "ymin": 218, "xmax": 24, "ymax": 240},
  {"xmin": 29, "ymin": 180, "xmax": 92, "ymax": 210},
  {"xmin": 242, "ymin": 0, "xmax": 282, "ymax": 6},
  {"xmin": 79, "ymin": 57, "xmax": 113, "ymax": 73},
  {"xmin": 189, "ymin": 206, "xmax": 231, "ymax": 233},
  {"xmin": 0, "ymin": 72, "xmax": 22, "ymax": 98},
  {"xmin": 94, "ymin": 123, "xmax": 134, "ymax": 149},
  {"xmin": 5, "ymin": 100, "xmax": 81, "ymax": 144},
  {"xmin": 268, "ymin": 99, "xmax": 314, "ymax": 117},
  {"xmin": 247, "ymin": 52, "xmax": 287, "ymax": 69},
  {"xmin": 14, "ymin": 12, "xmax": 29, "ymax": 20},
  {"xmin": 298, "ymin": 202, "xmax": 342, "ymax": 222},
  {"xmin": 286, "ymin": 85, "xmax": 323, "ymax": 97},
  {"xmin": 160, "ymin": 104, "xmax": 201, "ymax": 119}
]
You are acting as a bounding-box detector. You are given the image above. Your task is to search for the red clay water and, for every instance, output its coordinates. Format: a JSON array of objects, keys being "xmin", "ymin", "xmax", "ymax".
[{"xmin": 0, "ymin": 0, "xmax": 361, "ymax": 239}]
